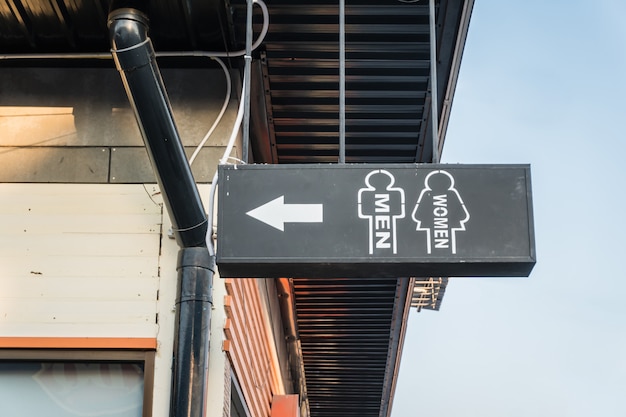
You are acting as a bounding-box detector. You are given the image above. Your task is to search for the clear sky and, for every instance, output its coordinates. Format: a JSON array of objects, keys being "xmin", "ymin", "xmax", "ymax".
[{"xmin": 392, "ymin": 1, "xmax": 626, "ymax": 416}]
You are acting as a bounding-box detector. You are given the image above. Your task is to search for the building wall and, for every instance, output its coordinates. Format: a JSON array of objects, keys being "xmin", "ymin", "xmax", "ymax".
[
  {"xmin": 0, "ymin": 65, "xmax": 294, "ymax": 417},
  {"xmin": 0, "ymin": 67, "xmax": 237, "ymax": 183},
  {"xmin": 223, "ymin": 278, "xmax": 289, "ymax": 417},
  {"xmin": 0, "ymin": 183, "xmax": 162, "ymax": 340},
  {"xmin": 0, "ymin": 183, "xmax": 165, "ymax": 416}
]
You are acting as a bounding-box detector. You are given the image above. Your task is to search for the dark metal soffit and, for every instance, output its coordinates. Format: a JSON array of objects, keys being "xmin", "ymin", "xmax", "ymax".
[
  {"xmin": 0, "ymin": 0, "xmax": 230, "ymax": 53},
  {"xmin": 292, "ymin": 278, "xmax": 412, "ymax": 417},
  {"xmin": 233, "ymin": 0, "xmax": 473, "ymax": 164}
]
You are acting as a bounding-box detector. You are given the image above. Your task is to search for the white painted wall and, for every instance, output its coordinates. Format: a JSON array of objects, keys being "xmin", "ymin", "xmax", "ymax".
[
  {"xmin": 0, "ymin": 183, "xmax": 230, "ymax": 417},
  {"xmin": 0, "ymin": 184, "xmax": 162, "ymax": 338}
]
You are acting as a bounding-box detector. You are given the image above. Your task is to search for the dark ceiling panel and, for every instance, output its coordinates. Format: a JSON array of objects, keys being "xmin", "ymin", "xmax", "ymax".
[
  {"xmin": 232, "ymin": 0, "xmax": 446, "ymax": 164},
  {"xmin": 0, "ymin": 0, "xmax": 231, "ymax": 52},
  {"xmin": 293, "ymin": 277, "xmax": 405, "ymax": 417},
  {"xmin": 0, "ymin": 0, "xmax": 35, "ymax": 50}
]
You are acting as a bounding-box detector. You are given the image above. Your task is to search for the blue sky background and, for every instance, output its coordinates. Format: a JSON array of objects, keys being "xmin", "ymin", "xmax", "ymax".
[{"xmin": 393, "ymin": 1, "xmax": 626, "ymax": 415}]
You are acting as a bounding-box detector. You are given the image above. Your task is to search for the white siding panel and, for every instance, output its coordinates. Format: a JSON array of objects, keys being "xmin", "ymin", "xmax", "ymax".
[
  {"xmin": 0, "ymin": 256, "xmax": 158, "ymax": 278},
  {"xmin": 1, "ymin": 276, "xmax": 158, "ymax": 299},
  {"xmin": 0, "ymin": 323, "xmax": 157, "ymax": 338},
  {"xmin": 1, "ymin": 299, "xmax": 156, "ymax": 323},
  {"xmin": 0, "ymin": 234, "xmax": 159, "ymax": 257},
  {"xmin": 2, "ymin": 213, "xmax": 162, "ymax": 234},
  {"xmin": 0, "ymin": 184, "xmax": 162, "ymax": 214},
  {"xmin": 0, "ymin": 184, "xmax": 163, "ymax": 339}
]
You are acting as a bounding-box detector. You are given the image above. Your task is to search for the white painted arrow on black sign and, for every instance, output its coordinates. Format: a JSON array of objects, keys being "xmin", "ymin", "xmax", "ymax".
[{"xmin": 246, "ymin": 195, "xmax": 324, "ymax": 231}]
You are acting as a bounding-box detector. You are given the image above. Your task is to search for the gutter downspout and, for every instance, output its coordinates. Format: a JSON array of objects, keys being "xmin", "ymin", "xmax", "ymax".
[{"xmin": 108, "ymin": 8, "xmax": 214, "ymax": 417}]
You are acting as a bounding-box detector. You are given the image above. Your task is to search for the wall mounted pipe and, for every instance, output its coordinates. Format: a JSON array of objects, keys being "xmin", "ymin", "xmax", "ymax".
[
  {"xmin": 174, "ymin": 248, "xmax": 215, "ymax": 417},
  {"xmin": 108, "ymin": 8, "xmax": 207, "ymax": 248},
  {"xmin": 108, "ymin": 8, "xmax": 213, "ymax": 417}
]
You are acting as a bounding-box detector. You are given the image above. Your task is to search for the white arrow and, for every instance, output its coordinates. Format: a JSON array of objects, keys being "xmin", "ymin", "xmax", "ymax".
[{"xmin": 246, "ymin": 195, "xmax": 324, "ymax": 231}]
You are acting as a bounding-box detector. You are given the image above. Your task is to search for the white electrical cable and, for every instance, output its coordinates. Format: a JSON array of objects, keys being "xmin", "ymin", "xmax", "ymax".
[
  {"xmin": 206, "ymin": 73, "xmax": 249, "ymax": 255},
  {"xmin": 158, "ymin": 0, "xmax": 269, "ymax": 167},
  {"xmin": 156, "ymin": 0, "xmax": 269, "ymax": 60},
  {"xmin": 188, "ymin": 56, "xmax": 231, "ymax": 166},
  {"xmin": 206, "ymin": 0, "xmax": 261, "ymax": 255},
  {"xmin": 220, "ymin": 74, "xmax": 248, "ymax": 166},
  {"xmin": 203, "ymin": 79, "xmax": 251, "ymax": 256},
  {"xmin": 206, "ymin": 171, "xmax": 219, "ymax": 256}
]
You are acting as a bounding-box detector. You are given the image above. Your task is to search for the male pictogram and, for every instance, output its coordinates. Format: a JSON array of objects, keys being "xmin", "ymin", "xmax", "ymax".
[
  {"xmin": 411, "ymin": 170, "xmax": 470, "ymax": 254},
  {"xmin": 358, "ymin": 169, "xmax": 406, "ymax": 254}
]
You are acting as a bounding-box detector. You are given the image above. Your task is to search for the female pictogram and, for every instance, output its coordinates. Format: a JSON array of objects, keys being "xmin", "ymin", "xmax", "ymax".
[{"xmin": 411, "ymin": 170, "xmax": 470, "ymax": 254}]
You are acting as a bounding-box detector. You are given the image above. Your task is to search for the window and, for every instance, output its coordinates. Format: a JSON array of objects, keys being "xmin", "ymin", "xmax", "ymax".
[
  {"xmin": 0, "ymin": 350, "xmax": 154, "ymax": 417},
  {"xmin": 230, "ymin": 372, "xmax": 251, "ymax": 417}
]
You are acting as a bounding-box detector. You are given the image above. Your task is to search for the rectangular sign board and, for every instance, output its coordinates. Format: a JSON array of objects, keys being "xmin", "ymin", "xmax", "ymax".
[{"xmin": 217, "ymin": 164, "xmax": 535, "ymax": 278}]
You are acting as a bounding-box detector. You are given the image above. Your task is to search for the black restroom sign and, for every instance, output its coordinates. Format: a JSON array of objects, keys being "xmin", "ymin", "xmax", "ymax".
[{"xmin": 217, "ymin": 164, "xmax": 536, "ymax": 278}]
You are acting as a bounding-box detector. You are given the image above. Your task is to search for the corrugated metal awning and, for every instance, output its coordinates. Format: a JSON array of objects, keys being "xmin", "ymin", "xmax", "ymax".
[
  {"xmin": 232, "ymin": 0, "xmax": 473, "ymax": 165},
  {"xmin": 293, "ymin": 277, "xmax": 411, "ymax": 417}
]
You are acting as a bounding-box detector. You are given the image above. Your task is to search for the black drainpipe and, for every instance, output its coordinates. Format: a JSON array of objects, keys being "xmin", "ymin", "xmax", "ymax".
[{"xmin": 108, "ymin": 8, "xmax": 214, "ymax": 417}]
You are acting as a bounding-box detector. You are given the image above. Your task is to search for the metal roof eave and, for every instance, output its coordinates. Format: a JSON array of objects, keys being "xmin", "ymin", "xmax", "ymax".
[
  {"xmin": 431, "ymin": 0, "xmax": 476, "ymax": 159},
  {"xmin": 378, "ymin": 278, "xmax": 414, "ymax": 417}
]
